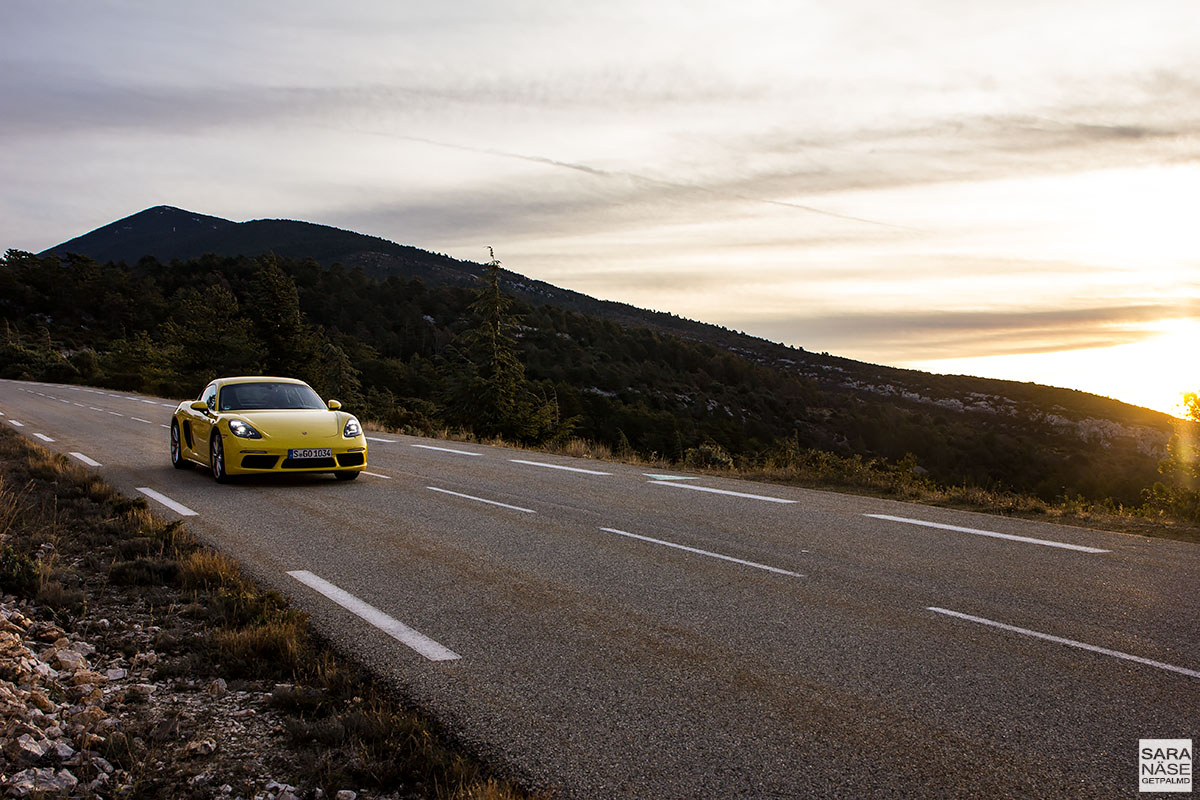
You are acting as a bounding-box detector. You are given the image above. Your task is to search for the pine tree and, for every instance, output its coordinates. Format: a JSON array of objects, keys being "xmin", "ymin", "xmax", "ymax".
[
  {"xmin": 439, "ymin": 249, "xmax": 567, "ymax": 442},
  {"xmin": 243, "ymin": 254, "xmax": 314, "ymax": 377}
]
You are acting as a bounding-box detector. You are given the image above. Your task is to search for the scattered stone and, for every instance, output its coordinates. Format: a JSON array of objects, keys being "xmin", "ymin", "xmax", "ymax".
[
  {"xmin": 5, "ymin": 767, "xmax": 79, "ymax": 796},
  {"xmin": 71, "ymin": 669, "xmax": 107, "ymax": 686},
  {"xmin": 207, "ymin": 677, "xmax": 228, "ymax": 697},
  {"xmin": 185, "ymin": 737, "xmax": 218, "ymax": 757},
  {"xmin": 46, "ymin": 740, "xmax": 76, "ymax": 761},
  {"xmin": 69, "ymin": 641, "xmax": 96, "ymax": 657},
  {"xmin": 28, "ymin": 688, "xmax": 55, "ymax": 712},
  {"xmin": 6, "ymin": 733, "xmax": 48, "ymax": 764},
  {"xmin": 335, "ymin": 791, "xmax": 358, "ymax": 800},
  {"xmin": 54, "ymin": 648, "xmax": 86, "ymax": 670}
]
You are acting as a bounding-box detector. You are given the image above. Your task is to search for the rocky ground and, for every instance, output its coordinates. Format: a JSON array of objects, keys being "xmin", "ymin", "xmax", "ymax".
[{"xmin": 0, "ymin": 575, "xmax": 407, "ymax": 800}]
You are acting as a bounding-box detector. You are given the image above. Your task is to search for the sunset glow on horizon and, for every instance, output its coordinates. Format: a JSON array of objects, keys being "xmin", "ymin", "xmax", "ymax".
[{"xmin": 2, "ymin": 1, "xmax": 1197, "ymax": 415}]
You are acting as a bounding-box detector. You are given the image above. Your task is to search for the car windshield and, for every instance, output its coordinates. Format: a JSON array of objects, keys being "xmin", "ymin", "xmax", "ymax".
[{"xmin": 218, "ymin": 382, "xmax": 326, "ymax": 411}]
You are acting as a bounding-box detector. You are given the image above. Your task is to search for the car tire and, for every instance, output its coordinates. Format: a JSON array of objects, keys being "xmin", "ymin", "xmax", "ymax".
[
  {"xmin": 210, "ymin": 434, "xmax": 230, "ymax": 484},
  {"xmin": 334, "ymin": 471, "xmax": 359, "ymax": 481},
  {"xmin": 170, "ymin": 421, "xmax": 190, "ymax": 469}
]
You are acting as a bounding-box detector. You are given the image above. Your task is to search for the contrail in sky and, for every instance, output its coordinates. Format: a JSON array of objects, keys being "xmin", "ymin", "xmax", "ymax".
[{"xmin": 361, "ymin": 131, "xmax": 911, "ymax": 230}]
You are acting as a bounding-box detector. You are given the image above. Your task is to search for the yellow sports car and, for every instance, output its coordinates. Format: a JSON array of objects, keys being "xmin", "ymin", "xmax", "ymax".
[{"xmin": 171, "ymin": 376, "xmax": 367, "ymax": 482}]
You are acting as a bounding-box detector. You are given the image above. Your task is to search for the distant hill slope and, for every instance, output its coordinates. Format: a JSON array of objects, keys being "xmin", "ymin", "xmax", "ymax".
[{"xmin": 42, "ymin": 205, "xmax": 1176, "ymax": 447}]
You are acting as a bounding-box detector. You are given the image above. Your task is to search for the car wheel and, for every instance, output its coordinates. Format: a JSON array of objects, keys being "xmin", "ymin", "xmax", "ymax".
[
  {"xmin": 170, "ymin": 421, "xmax": 190, "ymax": 469},
  {"xmin": 210, "ymin": 434, "xmax": 229, "ymax": 483},
  {"xmin": 334, "ymin": 471, "xmax": 359, "ymax": 481}
]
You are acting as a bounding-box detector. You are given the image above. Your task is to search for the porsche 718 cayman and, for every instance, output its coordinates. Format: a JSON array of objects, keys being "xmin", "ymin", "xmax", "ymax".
[{"xmin": 171, "ymin": 376, "xmax": 367, "ymax": 482}]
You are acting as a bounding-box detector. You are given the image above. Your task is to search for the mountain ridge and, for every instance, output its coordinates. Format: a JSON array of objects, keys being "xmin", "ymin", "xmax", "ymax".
[{"xmin": 41, "ymin": 205, "xmax": 1173, "ymax": 432}]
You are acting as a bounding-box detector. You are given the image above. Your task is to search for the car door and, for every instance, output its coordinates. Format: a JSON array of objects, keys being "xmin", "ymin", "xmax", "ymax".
[{"xmin": 185, "ymin": 382, "xmax": 219, "ymax": 461}]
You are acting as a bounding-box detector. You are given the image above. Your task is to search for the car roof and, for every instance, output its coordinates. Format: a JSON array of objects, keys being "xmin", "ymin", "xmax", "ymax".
[{"xmin": 215, "ymin": 376, "xmax": 311, "ymax": 387}]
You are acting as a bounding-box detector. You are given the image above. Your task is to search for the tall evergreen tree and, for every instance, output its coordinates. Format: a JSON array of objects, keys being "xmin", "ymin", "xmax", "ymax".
[
  {"xmin": 439, "ymin": 250, "xmax": 566, "ymax": 442},
  {"xmin": 243, "ymin": 254, "xmax": 313, "ymax": 377}
]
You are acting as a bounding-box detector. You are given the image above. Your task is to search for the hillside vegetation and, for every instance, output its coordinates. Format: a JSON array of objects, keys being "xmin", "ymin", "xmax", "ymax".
[{"xmin": 4, "ymin": 241, "xmax": 1196, "ymax": 530}]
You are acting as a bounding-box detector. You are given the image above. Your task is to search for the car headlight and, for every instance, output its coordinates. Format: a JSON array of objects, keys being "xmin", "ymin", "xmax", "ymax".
[
  {"xmin": 343, "ymin": 418, "xmax": 362, "ymax": 438},
  {"xmin": 228, "ymin": 419, "xmax": 262, "ymax": 439}
]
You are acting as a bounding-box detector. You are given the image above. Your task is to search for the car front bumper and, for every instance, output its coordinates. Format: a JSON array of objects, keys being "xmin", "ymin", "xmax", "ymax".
[{"xmin": 221, "ymin": 436, "xmax": 368, "ymax": 475}]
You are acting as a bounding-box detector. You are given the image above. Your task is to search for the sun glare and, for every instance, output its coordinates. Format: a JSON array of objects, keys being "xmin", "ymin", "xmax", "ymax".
[{"xmin": 908, "ymin": 317, "xmax": 1200, "ymax": 418}]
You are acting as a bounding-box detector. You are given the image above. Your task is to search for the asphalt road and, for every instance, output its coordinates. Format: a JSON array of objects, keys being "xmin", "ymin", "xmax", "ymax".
[{"xmin": 3, "ymin": 378, "xmax": 1197, "ymax": 799}]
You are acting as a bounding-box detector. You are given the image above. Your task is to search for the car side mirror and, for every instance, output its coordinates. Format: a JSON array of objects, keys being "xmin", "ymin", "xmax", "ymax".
[
  {"xmin": 190, "ymin": 401, "xmax": 209, "ymax": 412},
  {"xmin": 327, "ymin": 400, "xmax": 342, "ymax": 410}
]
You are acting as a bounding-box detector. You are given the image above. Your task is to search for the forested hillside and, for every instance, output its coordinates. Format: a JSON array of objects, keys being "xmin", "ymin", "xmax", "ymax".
[{"xmin": 1, "ymin": 246, "xmax": 1184, "ymax": 510}]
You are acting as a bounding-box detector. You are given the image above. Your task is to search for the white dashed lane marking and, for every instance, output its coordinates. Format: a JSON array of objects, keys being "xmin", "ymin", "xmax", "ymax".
[
  {"xmin": 411, "ymin": 443, "xmax": 483, "ymax": 456},
  {"xmin": 288, "ymin": 570, "xmax": 461, "ymax": 662},
  {"xmin": 648, "ymin": 481, "xmax": 796, "ymax": 504},
  {"xmin": 928, "ymin": 607, "xmax": 1200, "ymax": 679},
  {"xmin": 136, "ymin": 488, "xmax": 198, "ymax": 517},
  {"xmin": 600, "ymin": 527, "xmax": 804, "ymax": 578},
  {"xmin": 866, "ymin": 514, "xmax": 1109, "ymax": 554},
  {"xmin": 70, "ymin": 453, "xmax": 102, "ymax": 467},
  {"xmin": 427, "ymin": 486, "xmax": 536, "ymax": 514},
  {"xmin": 510, "ymin": 459, "xmax": 611, "ymax": 476}
]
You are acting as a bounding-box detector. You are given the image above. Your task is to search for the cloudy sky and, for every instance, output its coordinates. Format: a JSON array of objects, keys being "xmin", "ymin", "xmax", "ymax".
[{"xmin": 2, "ymin": 1, "xmax": 1197, "ymax": 415}]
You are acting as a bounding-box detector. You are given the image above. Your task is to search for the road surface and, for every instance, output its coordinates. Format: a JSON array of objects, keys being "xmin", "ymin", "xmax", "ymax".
[{"xmin": 2, "ymin": 379, "xmax": 1196, "ymax": 798}]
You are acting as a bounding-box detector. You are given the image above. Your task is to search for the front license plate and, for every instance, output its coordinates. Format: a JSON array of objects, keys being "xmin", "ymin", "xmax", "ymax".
[{"xmin": 289, "ymin": 448, "xmax": 332, "ymax": 460}]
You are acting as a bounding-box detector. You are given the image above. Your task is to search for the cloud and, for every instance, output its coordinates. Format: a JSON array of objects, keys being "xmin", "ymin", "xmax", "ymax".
[{"xmin": 728, "ymin": 303, "xmax": 1194, "ymax": 363}]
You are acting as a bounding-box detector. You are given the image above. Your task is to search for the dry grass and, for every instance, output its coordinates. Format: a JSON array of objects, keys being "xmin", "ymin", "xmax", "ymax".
[
  {"xmin": 178, "ymin": 548, "xmax": 243, "ymax": 591},
  {"xmin": 215, "ymin": 619, "xmax": 308, "ymax": 676}
]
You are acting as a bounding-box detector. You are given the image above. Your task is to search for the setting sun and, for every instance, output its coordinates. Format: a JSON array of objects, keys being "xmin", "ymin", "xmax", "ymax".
[{"xmin": 910, "ymin": 317, "xmax": 1199, "ymax": 417}]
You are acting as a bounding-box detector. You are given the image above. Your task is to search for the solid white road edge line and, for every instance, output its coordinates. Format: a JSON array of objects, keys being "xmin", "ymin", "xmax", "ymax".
[
  {"xmin": 69, "ymin": 453, "xmax": 102, "ymax": 467},
  {"xmin": 648, "ymin": 481, "xmax": 796, "ymax": 504},
  {"xmin": 510, "ymin": 458, "xmax": 611, "ymax": 475},
  {"xmin": 427, "ymin": 486, "xmax": 536, "ymax": 513},
  {"xmin": 135, "ymin": 488, "xmax": 198, "ymax": 517},
  {"xmin": 928, "ymin": 607, "xmax": 1200, "ymax": 679},
  {"xmin": 866, "ymin": 514, "xmax": 1109, "ymax": 554},
  {"xmin": 287, "ymin": 570, "xmax": 461, "ymax": 662},
  {"xmin": 411, "ymin": 443, "xmax": 483, "ymax": 456},
  {"xmin": 33, "ymin": 433, "xmax": 54, "ymax": 442},
  {"xmin": 600, "ymin": 527, "xmax": 803, "ymax": 578}
]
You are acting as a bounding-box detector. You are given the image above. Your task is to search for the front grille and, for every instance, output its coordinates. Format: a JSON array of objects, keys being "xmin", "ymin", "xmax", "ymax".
[
  {"xmin": 281, "ymin": 457, "xmax": 337, "ymax": 469},
  {"xmin": 336, "ymin": 452, "xmax": 365, "ymax": 467},
  {"xmin": 240, "ymin": 455, "xmax": 279, "ymax": 470}
]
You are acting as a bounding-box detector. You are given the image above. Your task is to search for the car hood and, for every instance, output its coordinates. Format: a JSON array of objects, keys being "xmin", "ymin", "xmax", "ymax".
[{"xmin": 233, "ymin": 409, "xmax": 344, "ymax": 439}]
